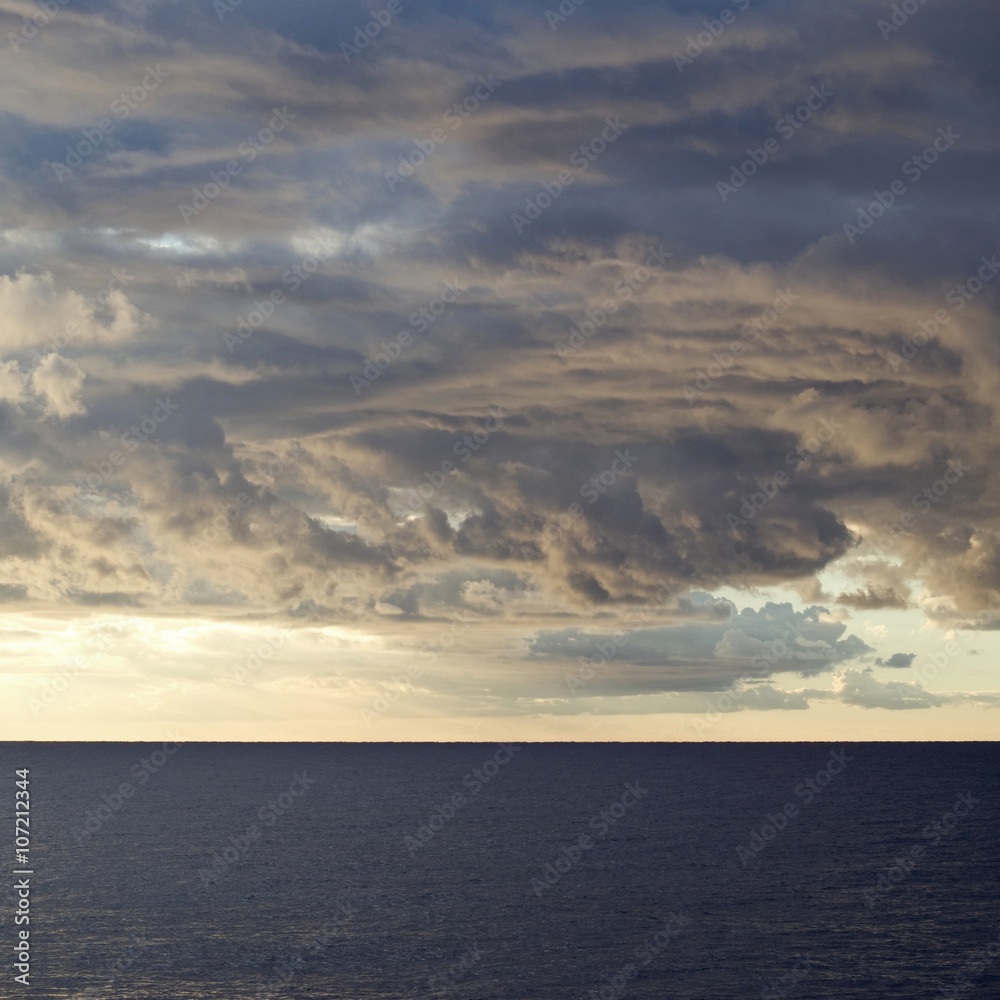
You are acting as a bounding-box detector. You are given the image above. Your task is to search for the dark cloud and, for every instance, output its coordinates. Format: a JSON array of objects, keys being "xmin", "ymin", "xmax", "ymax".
[
  {"xmin": 838, "ymin": 586, "xmax": 910, "ymax": 610},
  {"xmin": 0, "ymin": 0, "xmax": 998, "ymax": 730},
  {"xmin": 875, "ymin": 652, "xmax": 917, "ymax": 669}
]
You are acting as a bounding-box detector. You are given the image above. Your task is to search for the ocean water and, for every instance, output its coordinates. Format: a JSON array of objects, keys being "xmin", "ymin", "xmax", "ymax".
[{"xmin": 1, "ymin": 742, "xmax": 997, "ymax": 999}]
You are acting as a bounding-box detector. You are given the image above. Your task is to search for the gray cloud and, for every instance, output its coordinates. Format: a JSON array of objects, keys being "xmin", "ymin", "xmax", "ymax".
[
  {"xmin": 875, "ymin": 652, "xmax": 917, "ymax": 669},
  {"xmin": 830, "ymin": 669, "xmax": 947, "ymax": 711},
  {"xmin": 1, "ymin": 0, "xmax": 999, "ymax": 730},
  {"xmin": 528, "ymin": 601, "xmax": 872, "ymax": 694},
  {"xmin": 838, "ymin": 586, "xmax": 910, "ymax": 610}
]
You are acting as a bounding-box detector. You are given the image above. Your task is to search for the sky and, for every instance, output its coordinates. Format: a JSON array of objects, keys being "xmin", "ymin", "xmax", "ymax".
[{"xmin": 1, "ymin": 0, "xmax": 999, "ymax": 741}]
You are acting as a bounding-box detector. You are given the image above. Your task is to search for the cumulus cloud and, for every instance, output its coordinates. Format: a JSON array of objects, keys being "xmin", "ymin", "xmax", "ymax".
[
  {"xmin": 30, "ymin": 353, "xmax": 87, "ymax": 418},
  {"xmin": 0, "ymin": 271, "xmax": 152, "ymax": 353},
  {"xmin": 527, "ymin": 602, "xmax": 872, "ymax": 693},
  {"xmin": 875, "ymin": 652, "xmax": 917, "ymax": 669},
  {"xmin": 831, "ymin": 669, "xmax": 947, "ymax": 710},
  {"xmin": 732, "ymin": 684, "xmax": 809, "ymax": 711},
  {"xmin": 0, "ymin": 0, "xmax": 999, "ymax": 734}
]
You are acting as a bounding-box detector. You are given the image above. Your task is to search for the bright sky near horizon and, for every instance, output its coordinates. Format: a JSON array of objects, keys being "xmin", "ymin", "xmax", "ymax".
[{"xmin": 1, "ymin": 0, "xmax": 999, "ymax": 740}]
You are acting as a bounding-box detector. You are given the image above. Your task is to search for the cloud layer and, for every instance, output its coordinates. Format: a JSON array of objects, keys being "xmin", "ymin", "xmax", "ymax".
[{"xmin": 1, "ymin": 0, "xmax": 999, "ymax": 730}]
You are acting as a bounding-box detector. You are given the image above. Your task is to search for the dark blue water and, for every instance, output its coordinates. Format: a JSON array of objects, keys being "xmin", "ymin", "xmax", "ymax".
[{"xmin": 1, "ymin": 743, "xmax": 997, "ymax": 999}]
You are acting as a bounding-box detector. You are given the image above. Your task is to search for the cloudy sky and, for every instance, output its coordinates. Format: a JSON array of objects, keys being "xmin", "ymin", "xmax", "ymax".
[{"xmin": 2, "ymin": 0, "xmax": 999, "ymax": 740}]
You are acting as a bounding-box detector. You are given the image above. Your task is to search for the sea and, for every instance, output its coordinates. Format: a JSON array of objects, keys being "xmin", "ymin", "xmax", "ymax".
[{"xmin": 0, "ymin": 742, "xmax": 997, "ymax": 999}]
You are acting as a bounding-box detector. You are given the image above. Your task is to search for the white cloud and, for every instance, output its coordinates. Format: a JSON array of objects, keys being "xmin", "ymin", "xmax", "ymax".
[
  {"xmin": 30, "ymin": 353, "xmax": 87, "ymax": 419},
  {"xmin": 0, "ymin": 271, "xmax": 153, "ymax": 353},
  {"xmin": 831, "ymin": 668, "xmax": 946, "ymax": 710},
  {"xmin": 0, "ymin": 359, "xmax": 27, "ymax": 405}
]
